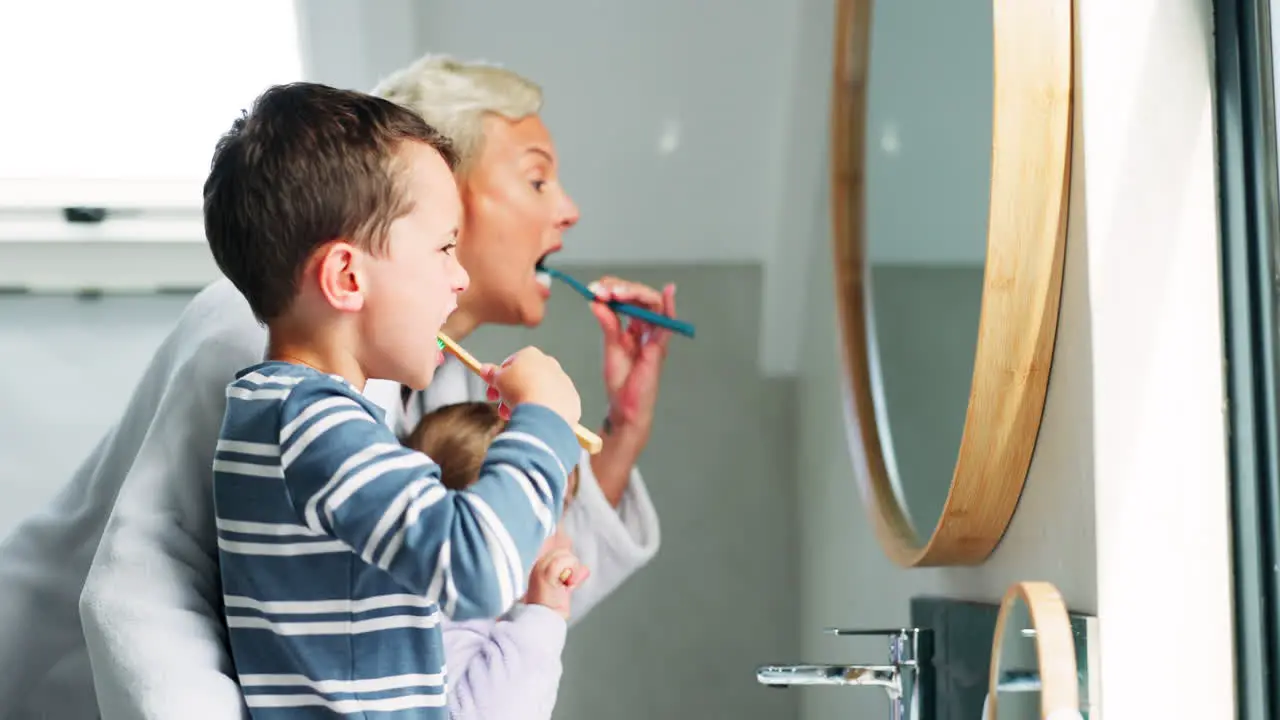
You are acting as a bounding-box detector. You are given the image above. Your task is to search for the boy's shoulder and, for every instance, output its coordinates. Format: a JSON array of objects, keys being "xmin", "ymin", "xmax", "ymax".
[
  {"xmin": 217, "ymin": 362, "xmax": 393, "ymax": 458},
  {"xmin": 223, "ymin": 361, "xmax": 383, "ymax": 425},
  {"xmin": 228, "ymin": 361, "xmax": 349, "ymax": 394}
]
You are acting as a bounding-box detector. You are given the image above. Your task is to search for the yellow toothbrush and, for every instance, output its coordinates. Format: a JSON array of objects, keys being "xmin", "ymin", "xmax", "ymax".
[{"xmin": 436, "ymin": 333, "xmax": 604, "ymax": 455}]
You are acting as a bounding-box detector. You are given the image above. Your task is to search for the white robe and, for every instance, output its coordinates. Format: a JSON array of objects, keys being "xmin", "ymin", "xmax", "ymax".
[{"xmin": 0, "ymin": 279, "xmax": 660, "ymax": 719}]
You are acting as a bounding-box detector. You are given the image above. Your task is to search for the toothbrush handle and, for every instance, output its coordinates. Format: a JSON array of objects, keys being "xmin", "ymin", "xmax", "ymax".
[
  {"xmin": 609, "ymin": 301, "xmax": 696, "ymax": 338},
  {"xmin": 542, "ymin": 265, "xmax": 695, "ymax": 338},
  {"xmin": 437, "ymin": 332, "xmax": 604, "ymax": 454}
]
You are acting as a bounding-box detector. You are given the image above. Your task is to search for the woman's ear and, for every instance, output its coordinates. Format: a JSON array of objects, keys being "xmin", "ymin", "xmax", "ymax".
[{"xmin": 315, "ymin": 241, "xmax": 365, "ymax": 313}]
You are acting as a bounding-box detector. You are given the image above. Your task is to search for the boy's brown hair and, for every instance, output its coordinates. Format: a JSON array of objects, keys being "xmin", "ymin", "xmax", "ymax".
[
  {"xmin": 203, "ymin": 81, "xmax": 459, "ymax": 323},
  {"xmin": 406, "ymin": 402, "xmax": 580, "ymax": 499}
]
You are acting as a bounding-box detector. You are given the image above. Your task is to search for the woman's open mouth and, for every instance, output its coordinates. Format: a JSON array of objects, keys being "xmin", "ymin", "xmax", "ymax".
[{"xmin": 534, "ymin": 249, "xmax": 561, "ymax": 291}]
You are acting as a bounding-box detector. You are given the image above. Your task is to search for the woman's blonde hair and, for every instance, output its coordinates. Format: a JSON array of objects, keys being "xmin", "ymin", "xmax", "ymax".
[
  {"xmin": 372, "ymin": 54, "xmax": 543, "ymax": 176},
  {"xmin": 405, "ymin": 401, "xmax": 580, "ymax": 500}
]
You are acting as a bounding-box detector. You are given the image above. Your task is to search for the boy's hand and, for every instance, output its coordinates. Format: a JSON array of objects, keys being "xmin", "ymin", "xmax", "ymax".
[
  {"xmin": 524, "ymin": 535, "xmax": 589, "ymax": 621},
  {"xmin": 484, "ymin": 347, "xmax": 582, "ymax": 426}
]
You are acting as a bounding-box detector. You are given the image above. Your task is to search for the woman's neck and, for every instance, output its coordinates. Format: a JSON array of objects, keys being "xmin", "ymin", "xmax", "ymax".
[{"xmin": 442, "ymin": 309, "xmax": 481, "ymax": 341}]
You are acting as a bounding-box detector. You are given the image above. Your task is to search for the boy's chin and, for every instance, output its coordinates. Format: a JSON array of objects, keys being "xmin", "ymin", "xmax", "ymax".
[
  {"xmin": 394, "ymin": 366, "xmax": 437, "ymax": 393},
  {"xmin": 410, "ymin": 346, "xmax": 448, "ymax": 388}
]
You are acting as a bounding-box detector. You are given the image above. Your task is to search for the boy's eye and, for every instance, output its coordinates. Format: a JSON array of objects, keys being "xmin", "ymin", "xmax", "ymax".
[
  {"xmin": 441, "ymin": 241, "xmax": 457, "ymax": 255},
  {"xmin": 531, "ymin": 180, "xmax": 546, "ymax": 192}
]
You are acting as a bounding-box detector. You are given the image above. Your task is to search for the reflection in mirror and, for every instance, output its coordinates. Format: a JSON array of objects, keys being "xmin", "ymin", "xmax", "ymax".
[
  {"xmin": 991, "ymin": 596, "xmax": 1041, "ymax": 719},
  {"xmin": 988, "ymin": 582, "xmax": 1097, "ymax": 720},
  {"xmin": 863, "ymin": 0, "xmax": 994, "ymax": 536},
  {"xmin": 832, "ymin": 0, "xmax": 1074, "ymax": 567}
]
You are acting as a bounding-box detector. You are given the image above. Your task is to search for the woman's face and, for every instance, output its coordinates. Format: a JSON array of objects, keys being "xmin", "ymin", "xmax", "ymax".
[{"xmin": 454, "ymin": 114, "xmax": 580, "ymax": 328}]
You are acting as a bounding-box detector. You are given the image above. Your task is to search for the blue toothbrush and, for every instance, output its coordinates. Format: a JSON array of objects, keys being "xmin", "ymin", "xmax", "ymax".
[{"xmin": 537, "ymin": 263, "xmax": 696, "ymax": 338}]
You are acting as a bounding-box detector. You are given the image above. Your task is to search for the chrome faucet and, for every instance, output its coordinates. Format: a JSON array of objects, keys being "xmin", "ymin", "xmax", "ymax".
[{"xmin": 757, "ymin": 628, "xmax": 931, "ymax": 720}]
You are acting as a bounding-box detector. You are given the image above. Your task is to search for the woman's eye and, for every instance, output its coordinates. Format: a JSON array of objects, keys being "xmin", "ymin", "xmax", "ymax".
[{"xmin": 531, "ymin": 180, "xmax": 546, "ymax": 192}]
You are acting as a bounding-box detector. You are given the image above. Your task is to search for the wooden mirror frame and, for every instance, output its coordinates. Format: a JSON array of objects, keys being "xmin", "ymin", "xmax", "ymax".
[
  {"xmin": 830, "ymin": 0, "xmax": 1074, "ymax": 566},
  {"xmin": 987, "ymin": 581, "xmax": 1081, "ymax": 718}
]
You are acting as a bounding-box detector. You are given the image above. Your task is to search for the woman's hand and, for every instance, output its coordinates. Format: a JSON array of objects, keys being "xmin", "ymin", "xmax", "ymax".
[{"xmin": 586, "ymin": 277, "xmax": 676, "ymax": 505}]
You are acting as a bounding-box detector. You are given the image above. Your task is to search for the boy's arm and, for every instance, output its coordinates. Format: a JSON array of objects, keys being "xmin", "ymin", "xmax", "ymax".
[
  {"xmin": 276, "ymin": 381, "xmax": 579, "ymax": 619},
  {"xmin": 443, "ymin": 606, "xmax": 567, "ymax": 720}
]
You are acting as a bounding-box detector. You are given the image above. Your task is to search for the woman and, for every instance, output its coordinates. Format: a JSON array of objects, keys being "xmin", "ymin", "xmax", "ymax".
[
  {"xmin": 0, "ymin": 55, "xmax": 674, "ymax": 719},
  {"xmin": 373, "ymin": 55, "xmax": 673, "ymax": 613}
]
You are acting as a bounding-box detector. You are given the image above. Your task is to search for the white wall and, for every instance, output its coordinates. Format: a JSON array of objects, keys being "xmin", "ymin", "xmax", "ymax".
[
  {"xmin": 408, "ymin": 0, "xmax": 797, "ymax": 267},
  {"xmin": 795, "ymin": 1, "xmax": 1234, "ymax": 719},
  {"xmin": 0, "ymin": 295, "xmax": 193, "ymax": 531},
  {"xmin": 1081, "ymin": 1, "xmax": 1234, "ymax": 717},
  {"xmin": 295, "ymin": 0, "xmax": 420, "ymax": 94}
]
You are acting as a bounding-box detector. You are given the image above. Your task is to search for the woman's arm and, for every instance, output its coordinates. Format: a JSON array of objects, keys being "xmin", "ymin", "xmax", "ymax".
[
  {"xmin": 80, "ymin": 281, "xmax": 264, "ymax": 720},
  {"xmin": 558, "ymin": 449, "xmax": 660, "ymax": 624}
]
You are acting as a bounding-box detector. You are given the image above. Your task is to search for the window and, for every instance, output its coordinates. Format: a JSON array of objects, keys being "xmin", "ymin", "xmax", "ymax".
[{"xmin": 0, "ymin": 1, "xmax": 303, "ymax": 264}]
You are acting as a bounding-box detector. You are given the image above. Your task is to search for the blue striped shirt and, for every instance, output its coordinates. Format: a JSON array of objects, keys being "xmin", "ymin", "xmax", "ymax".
[{"xmin": 213, "ymin": 361, "xmax": 578, "ymax": 718}]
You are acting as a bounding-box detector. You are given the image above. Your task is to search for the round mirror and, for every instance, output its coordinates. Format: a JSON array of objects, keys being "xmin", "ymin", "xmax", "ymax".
[
  {"xmin": 830, "ymin": 0, "xmax": 1074, "ymax": 565},
  {"xmin": 864, "ymin": 0, "xmax": 994, "ymax": 543},
  {"xmin": 987, "ymin": 582, "xmax": 1085, "ymax": 720}
]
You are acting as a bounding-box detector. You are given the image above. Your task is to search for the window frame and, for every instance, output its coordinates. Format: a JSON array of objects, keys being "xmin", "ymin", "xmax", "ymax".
[
  {"xmin": 1214, "ymin": 0, "xmax": 1280, "ymax": 718},
  {"xmin": 0, "ymin": 0, "xmax": 322, "ymax": 291}
]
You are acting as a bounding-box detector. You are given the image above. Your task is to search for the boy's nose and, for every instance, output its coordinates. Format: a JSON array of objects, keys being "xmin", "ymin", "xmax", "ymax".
[{"xmin": 451, "ymin": 257, "xmax": 470, "ymax": 293}]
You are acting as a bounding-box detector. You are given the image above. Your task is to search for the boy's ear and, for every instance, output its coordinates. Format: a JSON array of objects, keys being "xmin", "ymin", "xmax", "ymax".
[{"xmin": 315, "ymin": 241, "xmax": 365, "ymax": 313}]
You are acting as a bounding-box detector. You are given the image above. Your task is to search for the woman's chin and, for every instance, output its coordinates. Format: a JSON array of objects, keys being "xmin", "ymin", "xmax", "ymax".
[
  {"xmin": 471, "ymin": 292, "xmax": 548, "ymax": 329},
  {"xmin": 520, "ymin": 298, "xmax": 548, "ymax": 327},
  {"xmin": 506, "ymin": 295, "xmax": 548, "ymax": 328}
]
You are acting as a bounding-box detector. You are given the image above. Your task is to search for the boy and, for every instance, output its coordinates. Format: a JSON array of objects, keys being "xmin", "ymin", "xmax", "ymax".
[
  {"xmin": 203, "ymin": 82, "xmax": 581, "ymax": 718},
  {"xmin": 406, "ymin": 401, "xmax": 588, "ymax": 720}
]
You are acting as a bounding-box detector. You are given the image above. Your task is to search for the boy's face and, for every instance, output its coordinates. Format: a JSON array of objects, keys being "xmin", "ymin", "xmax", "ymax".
[{"xmin": 361, "ymin": 141, "xmax": 469, "ymax": 390}]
